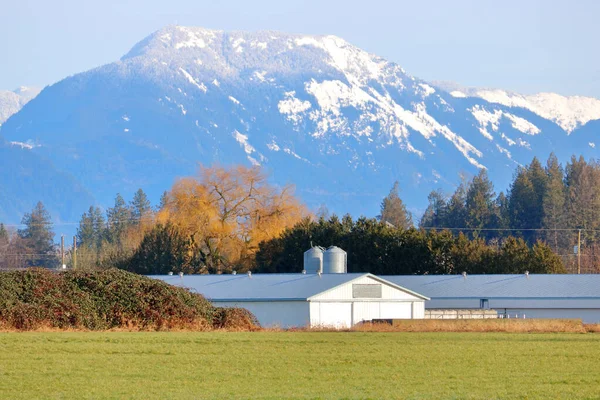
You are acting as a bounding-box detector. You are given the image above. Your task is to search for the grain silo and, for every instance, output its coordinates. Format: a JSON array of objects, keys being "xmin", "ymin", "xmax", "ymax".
[
  {"xmin": 303, "ymin": 246, "xmax": 324, "ymax": 273},
  {"xmin": 323, "ymin": 246, "xmax": 347, "ymax": 274}
]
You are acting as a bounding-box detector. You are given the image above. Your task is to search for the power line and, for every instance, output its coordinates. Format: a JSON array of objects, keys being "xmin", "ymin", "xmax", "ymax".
[{"xmin": 420, "ymin": 226, "xmax": 600, "ymax": 232}]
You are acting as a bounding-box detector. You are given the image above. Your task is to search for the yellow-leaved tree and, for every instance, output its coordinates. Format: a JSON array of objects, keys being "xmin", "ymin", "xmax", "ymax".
[{"xmin": 157, "ymin": 165, "xmax": 306, "ymax": 272}]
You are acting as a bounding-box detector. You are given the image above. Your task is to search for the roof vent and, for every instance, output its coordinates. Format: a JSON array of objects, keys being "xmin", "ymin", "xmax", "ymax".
[
  {"xmin": 178, "ymin": 272, "xmax": 184, "ymax": 278},
  {"xmin": 232, "ymin": 271, "xmax": 237, "ymax": 275},
  {"xmin": 247, "ymin": 271, "xmax": 252, "ymax": 278},
  {"xmin": 525, "ymin": 271, "xmax": 529, "ymax": 279},
  {"xmin": 301, "ymin": 269, "xmax": 306, "ymax": 274},
  {"xmin": 168, "ymin": 271, "xmax": 173, "ymax": 276},
  {"xmin": 462, "ymin": 271, "xmax": 467, "ymax": 279},
  {"xmin": 317, "ymin": 271, "xmax": 322, "ymax": 278}
]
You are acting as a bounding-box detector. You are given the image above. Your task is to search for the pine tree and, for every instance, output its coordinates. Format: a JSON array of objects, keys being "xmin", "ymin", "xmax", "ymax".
[
  {"xmin": 420, "ymin": 189, "xmax": 447, "ymax": 228},
  {"xmin": 464, "ymin": 170, "xmax": 496, "ymax": 238},
  {"xmin": 17, "ymin": 202, "xmax": 57, "ymax": 267},
  {"xmin": 130, "ymin": 189, "xmax": 153, "ymax": 225},
  {"xmin": 445, "ymin": 181, "xmax": 467, "ymax": 229},
  {"xmin": 106, "ymin": 194, "xmax": 131, "ymax": 244},
  {"xmin": 542, "ymin": 154, "xmax": 567, "ymax": 252},
  {"xmin": 525, "ymin": 157, "xmax": 548, "ymax": 241},
  {"xmin": 77, "ymin": 206, "xmax": 106, "ymax": 250},
  {"xmin": 158, "ymin": 191, "xmax": 169, "ymax": 211},
  {"xmin": 0, "ymin": 223, "xmax": 8, "ymax": 245},
  {"xmin": 378, "ymin": 181, "xmax": 412, "ymax": 229},
  {"xmin": 508, "ymin": 167, "xmax": 537, "ymax": 241}
]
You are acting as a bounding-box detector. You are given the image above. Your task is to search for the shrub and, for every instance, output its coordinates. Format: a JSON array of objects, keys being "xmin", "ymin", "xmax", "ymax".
[{"xmin": 0, "ymin": 268, "xmax": 258, "ymax": 331}]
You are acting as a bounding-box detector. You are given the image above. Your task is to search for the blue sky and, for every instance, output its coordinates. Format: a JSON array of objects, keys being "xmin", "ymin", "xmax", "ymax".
[{"xmin": 2, "ymin": 0, "xmax": 599, "ymax": 97}]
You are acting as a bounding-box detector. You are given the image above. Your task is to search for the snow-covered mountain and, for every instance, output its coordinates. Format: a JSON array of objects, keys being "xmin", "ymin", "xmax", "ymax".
[
  {"xmin": 0, "ymin": 86, "xmax": 41, "ymax": 126},
  {"xmin": 0, "ymin": 26, "xmax": 599, "ymax": 224},
  {"xmin": 433, "ymin": 82, "xmax": 600, "ymax": 133}
]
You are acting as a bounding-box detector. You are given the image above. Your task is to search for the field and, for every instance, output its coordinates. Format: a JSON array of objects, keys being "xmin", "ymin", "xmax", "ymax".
[{"xmin": 1, "ymin": 332, "xmax": 599, "ymax": 399}]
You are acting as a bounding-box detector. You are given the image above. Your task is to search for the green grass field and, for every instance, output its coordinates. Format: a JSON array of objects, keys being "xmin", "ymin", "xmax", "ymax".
[{"xmin": 1, "ymin": 332, "xmax": 599, "ymax": 399}]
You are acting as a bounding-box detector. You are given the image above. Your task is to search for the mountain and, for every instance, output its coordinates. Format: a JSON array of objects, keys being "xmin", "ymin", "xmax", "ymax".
[
  {"xmin": 0, "ymin": 86, "xmax": 41, "ymax": 126},
  {"xmin": 1, "ymin": 26, "xmax": 599, "ymax": 226}
]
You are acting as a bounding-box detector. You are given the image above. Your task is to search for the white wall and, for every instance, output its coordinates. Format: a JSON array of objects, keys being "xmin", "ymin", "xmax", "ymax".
[
  {"xmin": 425, "ymin": 298, "xmax": 600, "ymax": 323},
  {"xmin": 313, "ymin": 275, "xmax": 421, "ymax": 301},
  {"xmin": 310, "ymin": 300, "xmax": 425, "ymax": 327},
  {"xmin": 502, "ymin": 309, "xmax": 600, "ymax": 323},
  {"xmin": 214, "ymin": 301, "xmax": 310, "ymax": 328}
]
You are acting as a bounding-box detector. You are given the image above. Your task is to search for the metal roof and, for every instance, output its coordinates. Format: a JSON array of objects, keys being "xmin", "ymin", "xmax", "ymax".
[
  {"xmin": 384, "ymin": 274, "xmax": 600, "ymax": 299},
  {"xmin": 150, "ymin": 273, "xmax": 428, "ymax": 301}
]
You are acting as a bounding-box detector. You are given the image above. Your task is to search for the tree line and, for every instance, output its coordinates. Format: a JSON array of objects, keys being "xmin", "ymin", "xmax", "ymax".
[
  {"xmin": 1, "ymin": 155, "xmax": 596, "ymax": 274},
  {"xmin": 419, "ymin": 154, "xmax": 600, "ymax": 273}
]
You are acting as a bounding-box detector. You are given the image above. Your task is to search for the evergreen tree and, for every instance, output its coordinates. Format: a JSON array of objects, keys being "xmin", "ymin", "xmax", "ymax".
[
  {"xmin": 77, "ymin": 206, "xmax": 106, "ymax": 249},
  {"xmin": 445, "ymin": 182, "xmax": 467, "ymax": 229},
  {"xmin": 158, "ymin": 191, "xmax": 169, "ymax": 211},
  {"xmin": 542, "ymin": 154, "xmax": 567, "ymax": 252},
  {"xmin": 378, "ymin": 181, "xmax": 412, "ymax": 229},
  {"xmin": 508, "ymin": 167, "xmax": 537, "ymax": 241},
  {"xmin": 0, "ymin": 223, "xmax": 8, "ymax": 245},
  {"xmin": 493, "ymin": 192, "xmax": 509, "ymax": 231},
  {"xmin": 17, "ymin": 202, "xmax": 56, "ymax": 267},
  {"xmin": 106, "ymin": 194, "xmax": 132, "ymax": 244},
  {"xmin": 464, "ymin": 170, "xmax": 496, "ymax": 238},
  {"xmin": 420, "ymin": 189, "xmax": 447, "ymax": 228},
  {"xmin": 524, "ymin": 157, "xmax": 548, "ymax": 241},
  {"xmin": 127, "ymin": 223, "xmax": 197, "ymax": 274},
  {"xmin": 130, "ymin": 189, "xmax": 153, "ymax": 225}
]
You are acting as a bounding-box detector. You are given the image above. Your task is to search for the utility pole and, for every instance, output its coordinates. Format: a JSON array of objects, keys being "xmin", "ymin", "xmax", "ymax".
[
  {"xmin": 61, "ymin": 235, "xmax": 65, "ymax": 268},
  {"xmin": 578, "ymin": 229, "xmax": 581, "ymax": 275},
  {"xmin": 73, "ymin": 236, "xmax": 77, "ymax": 270}
]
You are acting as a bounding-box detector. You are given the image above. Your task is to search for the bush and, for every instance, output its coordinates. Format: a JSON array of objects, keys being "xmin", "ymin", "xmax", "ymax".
[
  {"xmin": 0, "ymin": 268, "xmax": 259, "ymax": 331},
  {"xmin": 213, "ymin": 307, "xmax": 261, "ymax": 331}
]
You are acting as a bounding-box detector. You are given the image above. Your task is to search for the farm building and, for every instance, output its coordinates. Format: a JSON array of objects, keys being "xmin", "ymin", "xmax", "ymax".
[
  {"xmin": 386, "ymin": 274, "xmax": 600, "ymax": 323},
  {"xmin": 152, "ymin": 273, "xmax": 429, "ymax": 328}
]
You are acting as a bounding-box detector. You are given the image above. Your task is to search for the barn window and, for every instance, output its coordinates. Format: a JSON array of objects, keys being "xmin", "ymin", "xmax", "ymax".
[{"xmin": 352, "ymin": 284, "xmax": 382, "ymax": 298}]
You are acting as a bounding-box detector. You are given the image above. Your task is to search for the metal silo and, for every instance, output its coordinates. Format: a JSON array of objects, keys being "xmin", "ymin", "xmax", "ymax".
[
  {"xmin": 303, "ymin": 246, "xmax": 324, "ymax": 273},
  {"xmin": 323, "ymin": 246, "xmax": 347, "ymax": 274}
]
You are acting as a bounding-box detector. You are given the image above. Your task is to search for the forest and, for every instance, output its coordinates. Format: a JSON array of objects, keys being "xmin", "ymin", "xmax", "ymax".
[{"xmin": 0, "ymin": 153, "xmax": 597, "ymax": 274}]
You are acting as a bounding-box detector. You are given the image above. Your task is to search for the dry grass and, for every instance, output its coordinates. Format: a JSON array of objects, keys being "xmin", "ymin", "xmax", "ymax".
[
  {"xmin": 352, "ymin": 318, "xmax": 588, "ymax": 333},
  {"xmin": 584, "ymin": 323, "xmax": 600, "ymax": 333}
]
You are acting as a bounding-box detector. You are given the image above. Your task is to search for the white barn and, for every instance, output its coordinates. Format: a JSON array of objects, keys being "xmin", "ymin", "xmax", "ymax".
[
  {"xmin": 152, "ymin": 273, "xmax": 429, "ymax": 328},
  {"xmin": 386, "ymin": 274, "xmax": 600, "ymax": 323}
]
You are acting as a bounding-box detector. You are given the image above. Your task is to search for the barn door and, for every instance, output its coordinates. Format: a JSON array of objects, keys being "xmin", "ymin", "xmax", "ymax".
[{"xmin": 317, "ymin": 302, "xmax": 352, "ymax": 328}]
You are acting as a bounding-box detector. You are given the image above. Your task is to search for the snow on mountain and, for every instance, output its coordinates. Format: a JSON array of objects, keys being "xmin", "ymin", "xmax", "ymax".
[
  {"xmin": 1, "ymin": 25, "xmax": 599, "ymax": 224},
  {"xmin": 446, "ymin": 87, "xmax": 600, "ymax": 133},
  {"xmin": 0, "ymin": 86, "xmax": 41, "ymax": 125}
]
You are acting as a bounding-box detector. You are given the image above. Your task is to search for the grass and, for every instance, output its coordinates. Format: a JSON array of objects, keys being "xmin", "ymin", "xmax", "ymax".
[{"xmin": 1, "ymin": 332, "xmax": 599, "ymax": 399}]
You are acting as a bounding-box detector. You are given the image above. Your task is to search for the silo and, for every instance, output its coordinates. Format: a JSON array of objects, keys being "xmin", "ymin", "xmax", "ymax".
[
  {"xmin": 323, "ymin": 246, "xmax": 347, "ymax": 274},
  {"xmin": 303, "ymin": 246, "xmax": 324, "ymax": 273}
]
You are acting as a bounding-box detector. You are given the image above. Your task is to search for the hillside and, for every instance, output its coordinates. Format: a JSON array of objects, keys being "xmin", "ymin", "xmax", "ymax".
[
  {"xmin": 0, "ymin": 87, "xmax": 41, "ymax": 126},
  {"xmin": 1, "ymin": 25, "xmax": 599, "ymax": 224}
]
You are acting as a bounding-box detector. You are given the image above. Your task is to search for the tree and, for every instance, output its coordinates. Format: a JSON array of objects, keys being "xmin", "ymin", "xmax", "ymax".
[
  {"xmin": 158, "ymin": 165, "xmax": 306, "ymax": 273},
  {"xmin": 17, "ymin": 202, "xmax": 57, "ymax": 267},
  {"xmin": 130, "ymin": 189, "xmax": 153, "ymax": 225},
  {"xmin": 0, "ymin": 223, "xmax": 8, "ymax": 246},
  {"xmin": 158, "ymin": 191, "xmax": 169, "ymax": 211},
  {"xmin": 420, "ymin": 190, "xmax": 447, "ymax": 228},
  {"xmin": 379, "ymin": 181, "xmax": 412, "ymax": 229},
  {"xmin": 106, "ymin": 194, "xmax": 132, "ymax": 244},
  {"xmin": 0, "ymin": 223, "xmax": 9, "ymax": 269},
  {"xmin": 542, "ymin": 154, "xmax": 567, "ymax": 252},
  {"xmin": 445, "ymin": 181, "xmax": 468, "ymax": 229},
  {"xmin": 508, "ymin": 167, "xmax": 537, "ymax": 241},
  {"xmin": 464, "ymin": 170, "xmax": 496, "ymax": 238},
  {"xmin": 127, "ymin": 223, "xmax": 198, "ymax": 274}
]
